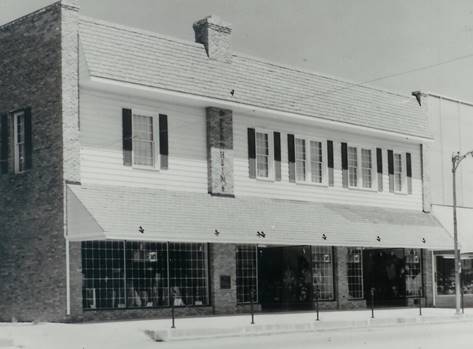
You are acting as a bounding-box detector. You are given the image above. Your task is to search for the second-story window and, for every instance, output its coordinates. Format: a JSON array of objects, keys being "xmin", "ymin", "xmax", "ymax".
[
  {"xmin": 133, "ymin": 114, "xmax": 155, "ymax": 167},
  {"xmin": 310, "ymin": 141, "xmax": 323, "ymax": 183},
  {"xmin": 256, "ymin": 131, "xmax": 270, "ymax": 178},
  {"xmin": 295, "ymin": 138, "xmax": 307, "ymax": 181},
  {"xmin": 348, "ymin": 146, "xmax": 358, "ymax": 187},
  {"xmin": 394, "ymin": 153, "xmax": 403, "ymax": 192},
  {"xmin": 361, "ymin": 149, "xmax": 372, "ymax": 188},
  {"xmin": 14, "ymin": 110, "xmax": 26, "ymax": 174}
]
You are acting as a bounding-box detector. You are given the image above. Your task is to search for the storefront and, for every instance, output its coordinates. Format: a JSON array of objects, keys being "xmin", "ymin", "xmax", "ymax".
[{"xmin": 66, "ymin": 184, "xmax": 452, "ymax": 320}]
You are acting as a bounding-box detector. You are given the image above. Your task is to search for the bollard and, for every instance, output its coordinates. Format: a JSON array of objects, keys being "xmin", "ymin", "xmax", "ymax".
[
  {"xmin": 370, "ymin": 288, "xmax": 375, "ymax": 319},
  {"xmin": 250, "ymin": 289, "xmax": 255, "ymax": 325},
  {"xmin": 418, "ymin": 286, "xmax": 422, "ymax": 316},
  {"xmin": 315, "ymin": 286, "xmax": 320, "ymax": 321},
  {"xmin": 171, "ymin": 293, "xmax": 175, "ymax": 329}
]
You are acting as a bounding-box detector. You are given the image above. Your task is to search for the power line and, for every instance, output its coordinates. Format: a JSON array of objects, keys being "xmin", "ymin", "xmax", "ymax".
[{"xmin": 294, "ymin": 51, "xmax": 473, "ymax": 103}]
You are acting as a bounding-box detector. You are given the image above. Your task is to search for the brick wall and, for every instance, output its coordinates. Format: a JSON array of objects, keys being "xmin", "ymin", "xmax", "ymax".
[
  {"xmin": 210, "ymin": 243, "xmax": 238, "ymax": 314},
  {"xmin": 0, "ymin": 1, "xmax": 79, "ymax": 322}
]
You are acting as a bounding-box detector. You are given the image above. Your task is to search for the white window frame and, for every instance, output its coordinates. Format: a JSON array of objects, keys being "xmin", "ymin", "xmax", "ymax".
[
  {"xmin": 295, "ymin": 135, "xmax": 327, "ymax": 186},
  {"xmin": 13, "ymin": 110, "xmax": 26, "ymax": 174},
  {"xmin": 254, "ymin": 128, "xmax": 274, "ymax": 181},
  {"xmin": 393, "ymin": 151, "xmax": 407, "ymax": 194},
  {"xmin": 346, "ymin": 144, "xmax": 377, "ymax": 191},
  {"xmin": 131, "ymin": 110, "xmax": 160, "ymax": 170}
]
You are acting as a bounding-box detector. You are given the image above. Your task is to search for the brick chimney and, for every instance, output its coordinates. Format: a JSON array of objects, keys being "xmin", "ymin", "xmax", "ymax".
[{"xmin": 193, "ymin": 15, "xmax": 232, "ymax": 63}]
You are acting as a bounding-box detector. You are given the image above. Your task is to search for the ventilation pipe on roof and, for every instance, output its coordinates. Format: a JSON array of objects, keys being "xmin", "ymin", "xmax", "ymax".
[{"xmin": 193, "ymin": 15, "xmax": 232, "ymax": 63}]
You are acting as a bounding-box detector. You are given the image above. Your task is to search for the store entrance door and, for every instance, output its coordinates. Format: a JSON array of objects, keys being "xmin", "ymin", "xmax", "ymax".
[
  {"xmin": 258, "ymin": 245, "xmax": 313, "ymax": 311},
  {"xmin": 363, "ymin": 249, "xmax": 408, "ymax": 307}
]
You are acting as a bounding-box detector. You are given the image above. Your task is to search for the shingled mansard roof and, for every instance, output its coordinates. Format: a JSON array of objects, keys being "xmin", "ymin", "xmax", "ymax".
[{"xmin": 79, "ymin": 16, "xmax": 429, "ymax": 139}]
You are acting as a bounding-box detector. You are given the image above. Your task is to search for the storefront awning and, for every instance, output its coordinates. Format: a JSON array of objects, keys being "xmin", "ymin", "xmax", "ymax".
[
  {"xmin": 67, "ymin": 184, "xmax": 452, "ymax": 249},
  {"xmin": 432, "ymin": 204, "xmax": 473, "ymax": 254}
]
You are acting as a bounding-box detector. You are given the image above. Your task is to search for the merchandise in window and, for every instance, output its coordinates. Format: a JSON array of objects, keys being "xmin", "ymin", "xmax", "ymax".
[
  {"xmin": 436, "ymin": 256, "xmax": 473, "ymax": 296},
  {"xmin": 81, "ymin": 241, "xmax": 209, "ymax": 310},
  {"xmin": 312, "ymin": 246, "xmax": 334, "ymax": 300},
  {"xmin": 347, "ymin": 248, "xmax": 364, "ymax": 299}
]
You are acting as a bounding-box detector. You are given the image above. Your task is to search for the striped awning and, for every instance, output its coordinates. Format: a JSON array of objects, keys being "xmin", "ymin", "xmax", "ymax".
[{"xmin": 67, "ymin": 184, "xmax": 452, "ymax": 249}]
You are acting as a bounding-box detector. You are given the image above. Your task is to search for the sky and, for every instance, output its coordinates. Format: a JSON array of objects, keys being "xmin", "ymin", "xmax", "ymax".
[{"xmin": 2, "ymin": 0, "xmax": 473, "ymax": 101}]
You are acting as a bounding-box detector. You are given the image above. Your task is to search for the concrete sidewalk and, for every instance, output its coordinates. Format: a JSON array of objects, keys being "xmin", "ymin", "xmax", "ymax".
[{"xmin": 149, "ymin": 308, "xmax": 473, "ymax": 341}]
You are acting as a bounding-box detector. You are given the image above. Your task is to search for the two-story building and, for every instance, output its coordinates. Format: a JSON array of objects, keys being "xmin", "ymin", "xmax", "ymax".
[
  {"xmin": 414, "ymin": 92, "xmax": 473, "ymax": 308},
  {"xmin": 0, "ymin": 0, "xmax": 452, "ymax": 322}
]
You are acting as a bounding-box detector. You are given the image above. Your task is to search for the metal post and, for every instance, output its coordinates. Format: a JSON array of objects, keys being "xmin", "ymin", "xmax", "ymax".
[
  {"xmin": 461, "ymin": 271, "xmax": 464, "ymax": 314},
  {"xmin": 452, "ymin": 154, "xmax": 462, "ymax": 315},
  {"xmin": 370, "ymin": 287, "xmax": 375, "ymax": 319},
  {"xmin": 250, "ymin": 289, "xmax": 255, "ymax": 325},
  {"xmin": 315, "ymin": 286, "xmax": 320, "ymax": 321},
  {"xmin": 418, "ymin": 286, "xmax": 422, "ymax": 316},
  {"xmin": 171, "ymin": 292, "xmax": 175, "ymax": 329}
]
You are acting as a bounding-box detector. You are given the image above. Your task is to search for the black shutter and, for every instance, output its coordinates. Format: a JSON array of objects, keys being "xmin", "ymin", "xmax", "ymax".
[
  {"xmin": 287, "ymin": 134, "xmax": 295, "ymax": 183},
  {"xmin": 0, "ymin": 113, "xmax": 8, "ymax": 174},
  {"xmin": 24, "ymin": 108, "xmax": 32, "ymax": 171},
  {"xmin": 159, "ymin": 114, "xmax": 168, "ymax": 169},
  {"xmin": 247, "ymin": 128, "xmax": 256, "ymax": 178},
  {"xmin": 341, "ymin": 142, "xmax": 348, "ymax": 188},
  {"xmin": 274, "ymin": 131, "xmax": 281, "ymax": 181},
  {"xmin": 122, "ymin": 108, "xmax": 132, "ymax": 166},
  {"xmin": 376, "ymin": 147, "xmax": 383, "ymax": 192},
  {"xmin": 406, "ymin": 152, "xmax": 412, "ymax": 194},
  {"xmin": 387, "ymin": 149, "xmax": 394, "ymax": 192},
  {"xmin": 327, "ymin": 140, "xmax": 334, "ymax": 186}
]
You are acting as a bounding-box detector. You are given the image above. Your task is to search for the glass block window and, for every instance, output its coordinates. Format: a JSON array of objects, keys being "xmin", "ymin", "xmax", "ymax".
[
  {"xmin": 125, "ymin": 242, "xmax": 169, "ymax": 308},
  {"xmin": 361, "ymin": 148, "xmax": 372, "ymax": 188},
  {"xmin": 82, "ymin": 241, "xmax": 126, "ymax": 310},
  {"xmin": 14, "ymin": 111, "xmax": 26, "ymax": 173},
  {"xmin": 347, "ymin": 248, "xmax": 364, "ymax": 299},
  {"xmin": 168, "ymin": 243, "xmax": 209, "ymax": 307},
  {"xmin": 133, "ymin": 114, "xmax": 155, "ymax": 167},
  {"xmin": 311, "ymin": 246, "xmax": 334, "ymax": 300},
  {"xmin": 256, "ymin": 132, "xmax": 269, "ymax": 178},
  {"xmin": 310, "ymin": 141, "xmax": 323, "ymax": 183},
  {"xmin": 81, "ymin": 241, "xmax": 209, "ymax": 310},
  {"xmin": 348, "ymin": 146, "xmax": 358, "ymax": 187},
  {"xmin": 295, "ymin": 138, "xmax": 306, "ymax": 181},
  {"xmin": 236, "ymin": 245, "xmax": 258, "ymax": 304},
  {"xmin": 405, "ymin": 249, "xmax": 422, "ymax": 297},
  {"xmin": 394, "ymin": 153, "xmax": 403, "ymax": 192}
]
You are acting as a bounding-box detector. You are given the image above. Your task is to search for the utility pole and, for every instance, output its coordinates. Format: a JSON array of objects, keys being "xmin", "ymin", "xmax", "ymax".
[{"xmin": 452, "ymin": 151, "xmax": 473, "ymax": 314}]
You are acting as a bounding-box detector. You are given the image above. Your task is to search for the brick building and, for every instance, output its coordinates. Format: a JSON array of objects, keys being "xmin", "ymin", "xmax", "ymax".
[{"xmin": 0, "ymin": 1, "xmax": 452, "ymax": 322}]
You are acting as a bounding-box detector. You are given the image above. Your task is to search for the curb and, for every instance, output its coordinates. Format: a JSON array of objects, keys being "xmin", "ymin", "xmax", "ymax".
[{"xmin": 150, "ymin": 314, "xmax": 473, "ymax": 342}]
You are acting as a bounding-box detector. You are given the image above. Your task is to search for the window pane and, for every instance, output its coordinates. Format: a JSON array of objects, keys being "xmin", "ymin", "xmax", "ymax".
[
  {"xmin": 236, "ymin": 245, "xmax": 258, "ymax": 303},
  {"xmin": 394, "ymin": 153, "xmax": 402, "ymax": 191},
  {"xmin": 295, "ymin": 138, "xmax": 306, "ymax": 181},
  {"xmin": 81, "ymin": 241, "xmax": 126, "ymax": 310},
  {"xmin": 405, "ymin": 249, "xmax": 422, "ymax": 296},
  {"xmin": 310, "ymin": 141, "xmax": 323, "ymax": 183},
  {"xmin": 256, "ymin": 132, "xmax": 269, "ymax": 178},
  {"xmin": 168, "ymin": 243, "xmax": 209, "ymax": 306},
  {"xmin": 312, "ymin": 246, "xmax": 334, "ymax": 300},
  {"xmin": 125, "ymin": 242, "xmax": 169, "ymax": 308},
  {"xmin": 133, "ymin": 115, "xmax": 155, "ymax": 167},
  {"xmin": 348, "ymin": 146, "xmax": 358, "ymax": 187},
  {"xmin": 361, "ymin": 149, "xmax": 372, "ymax": 188},
  {"xmin": 347, "ymin": 248, "xmax": 364, "ymax": 299}
]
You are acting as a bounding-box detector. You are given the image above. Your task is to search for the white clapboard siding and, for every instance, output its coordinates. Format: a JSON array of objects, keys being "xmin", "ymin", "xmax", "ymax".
[
  {"xmin": 80, "ymin": 89, "xmax": 208, "ymax": 193},
  {"xmin": 233, "ymin": 112, "xmax": 423, "ymax": 210},
  {"xmin": 426, "ymin": 95, "xmax": 473, "ymax": 208}
]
